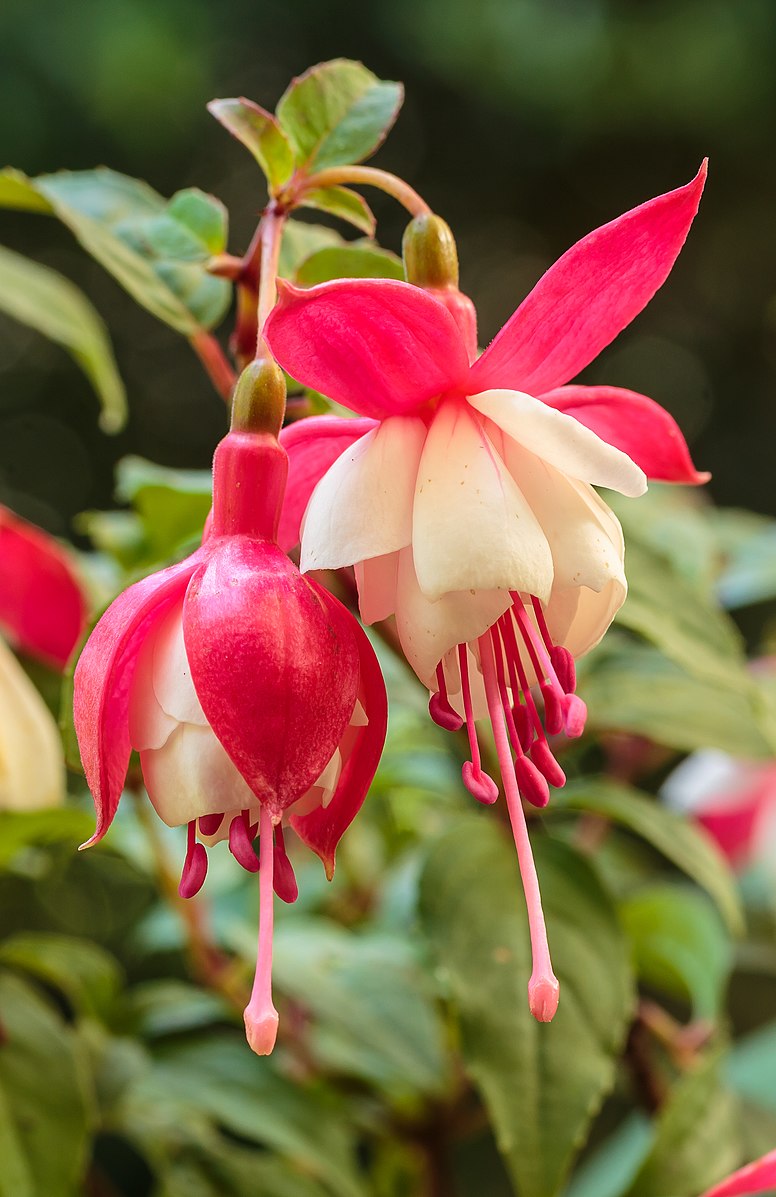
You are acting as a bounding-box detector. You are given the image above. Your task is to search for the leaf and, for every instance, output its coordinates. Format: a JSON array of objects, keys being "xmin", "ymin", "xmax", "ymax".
[
  {"xmin": 207, "ymin": 97, "xmax": 295, "ymax": 192},
  {"xmin": 728, "ymin": 1021, "xmax": 776, "ymax": 1112},
  {"xmin": 124, "ymin": 980, "xmax": 230, "ymax": 1039},
  {"xmin": 579, "ymin": 639, "xmax": 776, "ymax": 759},
  {"xmin": 115, "ymin": 455, "xmax": 212, "ymax": 562},
  {"xmin": 277, "ymin": 59, "xmax": 403, "ymax": 172},
  {"xmin": 0, "ymin": 932, "xmax": 122, "ymax": 1019},
  {"xmin": 295, "ymin": 243, "xmax": 404, "ymax": 285},
  {"xmin": 550, "ymin": 780, "xmax": 743, "ymax": 934},
  {"xmin": 0, "ymin": 807, "xmax": 95, "ymax": 868},
  {"xmin": 278, "ymin": 220, "xmax": 343, "ymax": 279},
  {"xmin": 419, "ymin": 819, "xmax": 635, "ymax": 1197},
  {"xmin": 271, "ymin": 918, "xmax": 450, "ymax": 1098},
  {"xmin": 623, "ymin": 1050, "xmax": 740, "ymax": 1197},
  {"xmin": 563, "ymin": 1114, "xmax": 653, "ymax": 1197},
  {"xmin": 299, "ymin": 186, "xmax": 376, "ymax": 234},
  {"xmin": 0, "ymin": 972, "xmax": 93, "ymax": 1197},
  {"xmin": 619, "ymin": 885, "xmax": 732, "ymax": 1019},
  {"xmin": 0, "ymin": 244, "xmax": 127, "ymax": 431},
  {"xmin": 0, "ymin": 168, "xmax": 231, "ymax": 334},
  {"xmin": 713, "ymin": 509, "xmax": 776, "ymax": 610}
]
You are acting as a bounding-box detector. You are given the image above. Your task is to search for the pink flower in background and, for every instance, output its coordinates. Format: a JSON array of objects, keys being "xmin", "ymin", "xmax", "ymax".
[
  {"xmin": 266, "ymin": 164, "xmax": 707, "ymax": 1020},
  {"xmin": 73, "ymin": 372, "xmax": 387, "ymax": 1055},
  {"xmin": 698, "ymin": 1147, "xmax": 776, "ymax": 1196}
]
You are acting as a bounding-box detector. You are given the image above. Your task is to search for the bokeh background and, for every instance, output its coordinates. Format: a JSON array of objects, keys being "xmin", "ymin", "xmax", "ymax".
[{"xmin": 2, "ymin": 0, "xmax": 776, "ymax": 537}]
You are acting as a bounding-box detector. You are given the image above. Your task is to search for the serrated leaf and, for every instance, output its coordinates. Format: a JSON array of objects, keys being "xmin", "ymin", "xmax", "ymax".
[
  {"xmin": 551, "ymin": 780, "xmax": 743, "ymax": 934},
  {"xmin": 278, "ymin": 220, "xmax": 343, "ymax": 279},
  {"xmin": 295, "ymin": 243, "xmax": 404, "ymax": 285},
  {"xmin": 277, "ymin": 59, "xmax": 403, "ymax": 172},
  {"xmin": 299, "ymin": 186, "xmax": 375, "ymax": 234},
  {"xmin": 208, "ymin": 97, "xmax": 295, "ymax": 192},
  {"xmin": 419, "ymin": 819, "xmax": 635, "ymax": 1197},
  {"xmin": 271, "ymin": 918, "xmax": 450, "ymax": 1098},
  {"xmin": 0, "ymin": 244, "xmax": 127, "ymax": 431},
  {"xmin": 619, "ymin": 884, "xmax": 732, "ymax": 1019},
  {"xmin": 0, "ymin": 168, "xmax": 230, "ymax": 334},
  {"xmin": 0, "ymin": 932, "xmax": 122, "ymax": 1019},
  {"xmin": 0, "ymin": 972, "xmax": 93, "ymax": 1197},
  {"xmin": 623, "ymin": 1050, "xmax": 740, "ymax": 1197}
]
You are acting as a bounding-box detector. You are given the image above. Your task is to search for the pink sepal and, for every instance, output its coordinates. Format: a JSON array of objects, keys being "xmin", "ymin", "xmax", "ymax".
[
  {"xmin": 698, "ymin": 1148, "xmax": 776, "ymax": 1197},
  {"xmin": 469, "ymin": 163, "xmax": 707, "ymax": 397},
  {"xmin": 265, "ymin": 279, "xmax": 470, "ymax": 419},
  {"xmin": 278, "ymin": 416, "xmax": 376, "ymax": 550},
  {"xmin": 74, "ymin": 552, "xmax": 205, "ymax": 846},
  {"xmin": 540, "ymin": 385, "xmax": 709, "ymax": 484},
  {"xmin": 0, "ymin": 506, "xmax": 87, "ymax": 670},
  {"xmin": 291, "ymin": 598, "xmax": 387, "ymax": 878},
  {"xmin": 183, "ymin": 538, "xmax": 360, "ymax": 820}
]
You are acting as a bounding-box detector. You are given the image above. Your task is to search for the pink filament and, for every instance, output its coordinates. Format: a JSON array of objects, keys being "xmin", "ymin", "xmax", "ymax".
[
  {"xmin": 244, "ymin": 805, "xmax": 279, "ymax": 1055},
  {"xmin": 458, "ymin": 644, "xmax": 499, "ymax": 804},
  {"xmin": 479, "ymin": 631, "xmax": 560, "ymax": 1023}
]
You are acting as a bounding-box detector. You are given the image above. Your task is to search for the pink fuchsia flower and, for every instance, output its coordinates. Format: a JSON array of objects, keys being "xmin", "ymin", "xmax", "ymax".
[
  {"xmin": 265, "ymin": 165, "xmax": 707, "ymax": 1020},
  {"xmin": 698, "ymin": 1148, "xmax": 776, "ymax": 1197},
  {"xmin": 73, "ymin": 363, "xmax": 387, "ymax": 1055},
  {"xmin": 0, "ymin": 506, "xmax": 87, "ymax": 811}
]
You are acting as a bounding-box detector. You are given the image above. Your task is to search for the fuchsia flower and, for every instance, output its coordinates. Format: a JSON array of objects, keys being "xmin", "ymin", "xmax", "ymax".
[
  {"xmin": 265, "ymin": 165, "xmax": 707, "ymax": 1019},
  {"xmin": 698, "ymin": 1148, "xmax": 776, "ymax": 1197},
  {"xmin": 73, "ymin": 365, "xmax": 387, "ymax": 1055}
]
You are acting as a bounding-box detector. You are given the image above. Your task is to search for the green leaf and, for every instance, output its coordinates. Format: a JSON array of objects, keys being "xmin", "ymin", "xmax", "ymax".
[
  {"xmin": 728, "ymin": 1021, "xmax": 776, "ymax": 1112},
  {"xmin": 580, "ymin": 638, "xmax": 776, "ymax": 759},
  {"xmin": 299, "ymin": 186, "xmax": 375, "ymax": 234},
  {"xmin": 0, "ymin": 168, "xmax": 231, "ymax": 334},
  {"xmin": 419, "ymin": 819, "xmax": 635, "ymax": 1197},
  {"xmin": 277, "ymin": 59, "xmax": 403, "ymax": 171},
  {"xmin": 0, "ymin": 243, "xmax": 127, "ymax": 431},
  {"xmin": 551, "ymin": 780, "xmax": 743, "ymax": 934},
  {"xmin": 623, "ymin": 1050, "xmax": 740, "ymax": 1197},
  {"xmin": 115, "ymin": 455, "xmax": 212, "ymax": 562},
  {"xmin": 278, "ymin": 220, "xmax": 343, "ymax": 279},
  {"xmin": 271, "ymin": 918, "xmax": 451, "ymax": 1098},
  {"xmin": 0, "ymin": 932, "xmax": 122, "ymax": 1019},
  {"xmin": 207, "ymin": 97, "xmax": 295, "ymax": 192},
  {"xmin": 295, "ymin": 243, "xmax": 404, "ymax": 285},
  {"xmin": 0, "ymin": 972, "xmax": 93, "ymax": 1197},
  {"xmin": 564, "ymin": 1115, "xmax": 652, "ymax": 1197},
  {"xmin": 713, "ymin": 509, "xmax": 776, "ymax": 610},
  {"xmin": 619, "ymin": 885, "xmax": 732, "ymax": 1019},
  {"xmin": 0, "ymin": 808, "xmax": 95, "ymax": 868},
  {"xmin": 124, "ymin": 980, "xmax": 229, "ymax": 1039}
]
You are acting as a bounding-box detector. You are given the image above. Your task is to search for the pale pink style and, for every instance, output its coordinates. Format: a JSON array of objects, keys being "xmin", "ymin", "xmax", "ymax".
[
  {"xmin": 74, "ymin": 421, "xmax": 387, "ymax": 1055},
  {"xmin": 699, "ymin": 1148, "xmax": 776, "ymax": 1197},
  {"xmin": 265, "ymin": 164, "xmax": 707, "ymax": 1021}
]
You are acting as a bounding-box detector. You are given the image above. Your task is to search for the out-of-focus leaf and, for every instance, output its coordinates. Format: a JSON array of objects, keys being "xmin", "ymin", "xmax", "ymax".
[
  {"xmin": 713, "ymin": 510, "xmax": 776, "ymax": 610},
  {"xmin": 0, "ymin": 244, "xmax": 126, "ymax": 431},
  {"xmin": 607, "ymin": 485, "xmax": 717, "ymax": 592},
  {"xmin": 420, "ymin": 820, "xmax": 635, "ymax": 1197},
  {"xmin": 580, "ymin": 639, "xmax": 776, "ymax": 758},
  {"xmin": 115, "ymin": 455, "xmax": 211, "ymax": 561},
  {"xmin": 0, "ymin": 932, "xmax": 122, "ymax": 1019},
  {"xmin": 299, "ymin": 186, "xmax": 375, "ymax": 234},
  {"xmin": 0, "ymin": 168, "xmax": 230, "ymax": 334},
  {"xmin": 563, "ymin": 1114, "xmax": 652, "ymax": 1197},
  {"xmin": 0, "ymin": 808, "xmax": 94, "ymax": 868},
  {"xmin": 623, "ymin": 1050, "xmax": 740, "ymax": 1197},
  {"xmin": 271, "ymin": 918, "xmax": 450, "ymax": 1098},
  {"xmin": 728, "ymin": 1022, "xmax": 776, "ymax": 1112},
  {"xmin": 551, "ymin": 780, "xmax": 743, "ymax": 933},
  {"xmin": 123, "ymin": 980, "xmax": 230, "ymax": 1039},
  {"xmin": 0, "ymin": 972, "xmax": 93, "ymax": 1197},
  {"xmin": 295, "ymin": 243, "xmax": 404, "ymax": 285},
  {"xmin": 619, "ymin": 885, "xmax": 732, "ymax": 1019},
  {"xmin": 278, "ymin": 220, "xmax": 343, "ymax": 279},
  {"xmin": 277, "ymin": 59, "xmax": 403, "ymax": 171},
  {"xmin": 207, "ymin": 97, "xmax": 295, "ymax": 191}
]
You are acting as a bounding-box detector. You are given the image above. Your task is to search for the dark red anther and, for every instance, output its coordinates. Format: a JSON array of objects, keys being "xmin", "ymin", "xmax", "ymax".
[
  {"xmin": 462, "ymin": 760, "xmax": 499, "ymax": 804},
  {"xmin": 179, "ymin": 820, "xmax": 208, "ymax": 898},
  {"xmin": 429, "ymin": 692, "xmax": 464, "ymax": 731},
  {"xmin": 273, "ymin": 825, "xmax": 299, "ymax": 903},
  {"xmin": 229, "ymin": 811, "xmax": 259, "ymax": 872},
  {"xmin": 198, "ymin": 812, "xmax": 225, "ymax": 837},
  {"xmin": 564, "ymin": 694, "xmax": 587, "ymax": 739},
  {"xmin": 530, "ymin": 738, "xmax": 566, "ymax": 788},
  {"xmin": 512, "ymin": 702, "xmax": 534, "ymax": 752},
  {"xmin": 540, "ymin": 681, "xmax": 565, "ymax": 736},
  {"xmin": 551, "ymin": 645, "xmax": 576, "ymax": 694},
  {"xmin": 515, "ymin": 755, "xmax": 550, "ymax": 808}
]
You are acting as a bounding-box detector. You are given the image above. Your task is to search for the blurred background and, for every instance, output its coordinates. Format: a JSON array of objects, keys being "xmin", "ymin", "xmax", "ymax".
[{"xmin": 2, "ymin": 0, "xmax": 775, "ymax": 536}]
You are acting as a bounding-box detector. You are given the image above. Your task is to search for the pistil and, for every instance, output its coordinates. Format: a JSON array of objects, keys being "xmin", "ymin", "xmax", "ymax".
[{"xmin": 244, "ymin": 805, "xmax": 279, "ymax": 1055}]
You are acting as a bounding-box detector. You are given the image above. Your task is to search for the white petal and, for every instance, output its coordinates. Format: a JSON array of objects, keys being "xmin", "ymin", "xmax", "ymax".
[
  {"xmin": 350, "ymin": 700, "xmax": 368, "ymax": 728},
  {"xmin": 412, "ymin": 401, "xmax": 554, "ymax": 602},
  {"xmin": 300, "ymin": 417, "xmax": 427, "ymax": 572},
  {"xmin": 0, "ymin": 637, "xmax": 63, "ymax": 811},
  {"xmin": 314, "ymin": 747, "xmax": 342, "ymax": 808},
  {"xmin": 151, "ymin": 600, "xmax": 208, "ymax": 726},
  {"xmin": 395, "ymin": 547, "xmax": 511, "ymax": 689},
  {"xmin": 141, "ymin": 723, "xmax": 255, "ymax": 827},
  {"xmin": 500, "ymin": 435, "xmax": 626, "ymax": 593},
  {"xmin": 544, "ymin": 576, "xmax": 627, "ymax": 661},
  {"xmin": 468, "ymin": 389, "xmax": 647, "ymax": 497},
  {"xmin": 128, "ymin": 621, "xmax": 177, "ymax": 750},
  {"xmin": 355, "ymin": 551, "xmax": 399, "ymax": 624}
]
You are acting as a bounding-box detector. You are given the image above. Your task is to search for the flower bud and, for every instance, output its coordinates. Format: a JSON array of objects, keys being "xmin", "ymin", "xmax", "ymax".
[
  {"xmin": 231, "ymin": 356, "xmax": 286, "ymax": 438},
  {"xmin": 402, "ymin": 214, "xmax": 459, "ymax": 289}
]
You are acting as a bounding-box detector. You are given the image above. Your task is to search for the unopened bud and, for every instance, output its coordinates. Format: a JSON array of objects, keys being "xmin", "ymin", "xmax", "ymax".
[
  {"xmin": 230, "ymin": 356, "xmax": 286, "ymax": 438},
  {"xmin": 403, "ymin": 213, "xmax": 459, "ymax": 289}
]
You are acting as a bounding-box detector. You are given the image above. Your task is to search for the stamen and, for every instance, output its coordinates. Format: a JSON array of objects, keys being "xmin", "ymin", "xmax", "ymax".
[
  {"xmin": 244, "ymin": 805, "xmax": 279, "ymax": 1055},
  {"xmin": 512, "ymin": 600, "xmax": 565, "ymax": 735},
  {"xmin": 491, "ymin": 623, "xmax": 549, "ymax": 807},
  {"xmin": 479, "ymin": 632, "xmax": 560, "ymax": 1023},
  {"xmin": 491, "ymin": 623, "xmax": 526, "ymax": 758},
  {"xmin": 198, "ymin": 812, "xmax": 224, "ymax": 837},
  {"xmin": 458, "ymin": 643, "xmax": 499, "ymax": 804},
  {"xmin": 229, "ymin": 810, "xmax": 259, "ymax": 872},
  {"xmin": 498, "ymin": 614, "xmax": 535, "ymax": 752},
  {"xmin": 530, "ymin": 596, "xmax": 578, "ymax": 696},
  {"xmin": 564, "ymin": 694, "xmax": 588, "ymax": 739},
  {"xmin": 530, "ymin": 738, "xmax": 566, "ymax": 788},
  {"xmin": 179, "ymin": 819, "xmax": 208, "ymax": 898},
  {"xmin": 273, "ymin": 825, "xmax": 299, "ymax": 903},
  {"xmin": 429, "ymin": 662, "xmax": 464, "ymax": 731}
]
